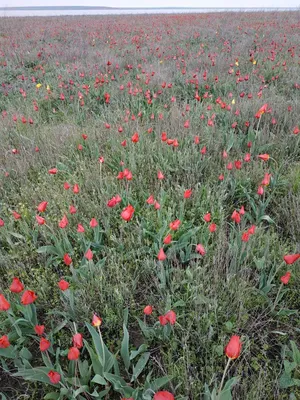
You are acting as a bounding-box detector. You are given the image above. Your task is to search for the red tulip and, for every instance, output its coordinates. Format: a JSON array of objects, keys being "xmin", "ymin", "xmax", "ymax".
[
  {"xmin": 58, "ymin": 280, "xmax": 69, "ymax": 291},
  {"xmin": 165, "ymin": 310, "xmax": 176, "ymax": 325},
  {"xmin": 283, "ymin": 254, "xmax": 300, "ymax": 265},
  {"xmin": 90, "ymin": 218, "xmax": 98, "ymax": 228},
  {"xmin": 158, "ymin": 315, "xmax": 168, "ymax": 326},
  {"xmin": 77, "ymin": 224, "xmax": 85, "ymax": 233},
  {"xmin": 257, "ymin": 186, "xmax": 264, "ymax": 195},
  {"xmin": 261, "ymin": 173, "xmax": 271, "ymax": 186},
  {"xmin": 231, "ymin": 210, "xmax": 241, "ymax": 224},
  {"xmin": 209, "ymin": 223, "xmax": 217, "ymax": 233},
  {"xmin": 68, "ymin": 346, "xmax": 80, "ymax": 360},
  {"xmin": 204, "ymin": 213, "xmax": 211, "ymax": 222},
  {"xmin": 0, "ymin": 294, "xmax": 10, "ymax": 311},
  {"xmin": 157, "ymin": 171, "xmax": 165, "ymax": 180},
  {"xmin": 36, "ymin": 215, "xmax": 45, "ymax": 225},
  {"xmin": 34, "ymin": 325, "xmax": 45, "ymax": 335},
  {"xmin": 154, "ymin": 391, "xmax": 174, "ymax": 400},
  {"xmin": 169, "ymin": 219, "xmax": 181, "ymax": 231},
  {"xmin": 242, "ymin": 232, "xmax": 250, "ymax": 242},
  {"xmin": 196, "ymin": 244, "xmax": 206, "ymax": 256},
  {"xmin": 248, "ymin": 225, "xmax": 256, "ymax": 235},
  {"xmin": 63, "ymin": 254, "xmax": 72, "ymax": 266},
  {"xmin": 280, "ymin": 272, "xmax": 291, "ymax": 285},
  {"xmin": 146, "ymin": 195, "xmax": 155, "ymax": 205},
  {"xmin": 37, "ymin": 201, "xmax": 48, "ymax": 212},
  {"xmin": 85, "ymin": 249, "xmax": 93, "ymax": 261},
  {"xmin": 0, "ymin": 218, "xmax": 4, "ymax": 227},
  {"xmin": 12, "ymin": 211, "xmax": 21, "ymax": 220},
  {"xmin": 9, "ymin": 277, "xmax": 24, "ymax": 293},
  {"xmin": 255, "ymin": 103, "xmax": 269, "ymax": 118},
  {"xmin": 48, "ymin": 370, "xmax": 61, "ymax": 384},
  {"xmin": 163, "ymin": 234, "xmax": 172, "ymax": 245},
  {"xmin": 184, "ymin": 189, "xmax": 192, "ymax": 199},
  {"xmin": 121, "ymin": 205, "xmax": 134, "ymax": 222},
  {"xmin": 64, "ymin": 182, "xmax": 70, "ymax": 190},
  {"xmin": 225, "ymin": 335, "xmax": 242, "ymax": 359},
  {"xmin": 48, "ymin": 168, "xmax": 58, "ymax": 175},
  {"xmin": 40, "ymin": 337, "xmax": 51, "ymax": 352},
  {"xmin": 92, "ymin": 314, "xmax": 102, "ymax": 327},
  {"xmin": 0, "ymin": 335, "xmax": 10, "ymax": 349},
  {"xmin": 131, "ymin": 132, "xmax": 139, "ymax": 143},
  {"xmin": 59, "ymin": 215, "xmax": 68, "ymax": 229},
  {"xmin": 157, "ymin": 248, "xmax": 167, "ymax": 261},
  {"xmin": 258, "ymin": 154, "xmax": 270, "ymax": 162},
  {"xmin": 143, "ymin": 305, "xmax": 153, "ymax": 315},
  {"xmin": 21, "ymin": 290, "xmax": 37, "ymax": 305},
  {"xmin": 73, "ymin": 333, "xmax": 83, "ymax": 348}
]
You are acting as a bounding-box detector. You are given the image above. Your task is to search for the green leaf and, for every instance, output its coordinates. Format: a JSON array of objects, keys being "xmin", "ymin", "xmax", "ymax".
[
  {"xmin": 84, "ymin": 340, "xmax": 103, "ymax": 375},
  {"xmin": 131, "ymin": 352, "xmax": 150, "ymax": 382},
  {"xmin": 149, "ymin": 375, "xmax": 172, "ymax": 392},
  {"xmin": 19, "ymin": 347, "xmax": 32, "ymax": 361},
  {"xmin": 85, "ymin": 323, "xmax": 114, "ymax": 373},
  {"xmin": 104, "ymin": 372, "xmax": 132, "ymax": 393},
  {"xmin": 37, "ymin": 246, "xmax": 60, "ymax": 255},
  {"xmin": 0, "ymin": 346, "xmax": 17, "ymax": 359},
  {"xmin": 130, "ymin": 344, "xmax": 148, "ymax": 361},
  {"xmin": 91, "ymin": 374, "xmax": 107, "ymax": 385},
  {"xmin": 74, "ymin": 386, "xmax": 89, "ymax": 397},
  {"xmin": 13, "ymin": 367, "xmax": 58, "ymax": 386},
  {"xmin": 52, "ymin": 319, "xmax": 68, "ymax": 335},
  {"xmin": 284, "ymin": 360, "xmax": 297, "ymax": 374},
  {"xmin": 291, "ymin": 341, "xmax": 300, "ymax": 364},
  {"xmin": 279, "ymin": 372, "xmax": 295, "ymax": 388},
  {"xmin": 44, "ymin": 392, "xmax": 60, "ymax": 400},
  {"xmin": 277, "ymin": 309, "xmax": 298, "ymax": 317},
  {"xmin": 121, "ymin": 324, "xmax": 130, "ymax": 370}
]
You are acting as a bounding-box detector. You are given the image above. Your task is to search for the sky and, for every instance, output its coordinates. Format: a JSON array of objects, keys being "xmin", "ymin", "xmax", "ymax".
[{"xmin": 1, "ymin": 0, "xmax": 299, "ymax": 7}]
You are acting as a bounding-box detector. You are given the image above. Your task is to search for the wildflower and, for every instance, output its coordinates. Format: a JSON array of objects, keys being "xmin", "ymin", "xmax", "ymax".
[
  {"xmin": 283, "ymin": 254, "xmax": 300, "ymax": 265},
  {"xmin": 280, "ymin": 272, "xmax": 291, "ymax": 285},
  {"xmin": 40, "ymin": 337, "xmax": 51, "ymax": 352},
  {"xmin": 37, "ymin": 201, "xmax": 48, "ymax": 212},
  {"xmin": 157, "ymin": 248, "xmax": 167, "ymax": 261},
  {"xmin": 0, "ymin": 294, "xmax": 10, "ymax": 311},
  {"xmin": 0, "ymin": 335, "xmax": 10, "ymax": 349},
  {"xmin": 21, "ymin": 290, "xmax": 37, "ymax": 305},
  {"xmin": 9, "ymin": 277, "xmax": 24, "ymax": 293},
  {"xmin": 225, "ymin": 335, "xmax": 242, "ymax": 359},
  {"xmin": 58, "ymin": 280, "xmax": 69, "ymax": 291},
  {"xmin": 59, "ymin": 215, "xmax": 68, "ymax": 229},
  {"xmin": 258, "ymin": 154, "xmax": 270, "ymax": 162},
  {"xmin": 34, "ymin": 325, "xmax": 45, "ymax": 335},
  {"xmin": 196, "ymin": 244, "xmax": 206, "ymax": 256},
  {"xmin": 184, "ymin": 189, "xmax": 192, "ymax": 199},
  {"xmin": 163, "ymin": 234, "xmax": 172, "ymax": 245},
  {"xmin": 169, "ymin": 219, "xmax": 181, "ymax": 231},
  {"xmin": 143, "ymin": 305, "xmax": 153, "ymax": 315},
  {"xmin": 73, "ymin": 333, "xmax": 83, "ymax": 348},
  {"xmin": 121, "ymin": 205, "xmax": 134, "ymax": 222},
  {"xmin": 68, "ymin": 347, "xmax": 80, "ymax": 360},
  {"xmin": 48, "ymin": 370, "xmax": 61, "ymax": 384},
  {"xmin": 85, "ymin": 249, "xmax": 93, "ymax": 261},
  {"xmin": 92, "ymin": 314, "xmax": 102, "ymax": 327}
]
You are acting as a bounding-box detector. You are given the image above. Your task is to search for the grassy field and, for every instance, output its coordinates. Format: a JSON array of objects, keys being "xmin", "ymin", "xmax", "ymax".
[{"xmin": 0, "ymin": 11, "xmax": 300, "ymax": 400}]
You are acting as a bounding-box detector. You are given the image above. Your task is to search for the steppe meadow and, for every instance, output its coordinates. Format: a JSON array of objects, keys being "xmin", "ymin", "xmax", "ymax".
[{"xmin": 0, "ymin": 10, "xmax": 300, "ymax": 400}]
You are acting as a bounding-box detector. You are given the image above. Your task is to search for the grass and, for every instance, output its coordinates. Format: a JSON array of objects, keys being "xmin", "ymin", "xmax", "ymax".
[{"xmin": 0, "ymin": 10, "xmax": 300, "ymax": 400}]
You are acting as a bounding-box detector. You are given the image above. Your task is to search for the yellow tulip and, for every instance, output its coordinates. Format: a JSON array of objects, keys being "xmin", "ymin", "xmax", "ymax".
[
  {"xmin": 36, "ymin": 83, "xmax": 42, "ymax": 88},
  {"xmin": 232, "ymin": 99, "xmax": 235, "ymax": 105}
]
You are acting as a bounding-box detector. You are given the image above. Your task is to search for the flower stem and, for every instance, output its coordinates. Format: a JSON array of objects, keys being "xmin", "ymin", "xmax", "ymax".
[
  {"xmin": 272, "ymin": 282, "xmax": 283, "ymax": 311},
  {"xmin": 218, "ymin": 358, "xmax": 232, "ymax": 398}
]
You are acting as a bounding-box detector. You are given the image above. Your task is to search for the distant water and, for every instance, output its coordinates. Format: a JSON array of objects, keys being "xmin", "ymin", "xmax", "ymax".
[{"xmin": 1, "ymin": 7, "xmax": 298, "ymax": 17}]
